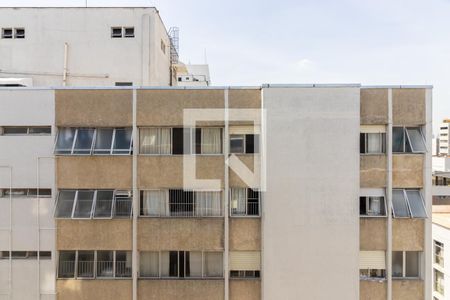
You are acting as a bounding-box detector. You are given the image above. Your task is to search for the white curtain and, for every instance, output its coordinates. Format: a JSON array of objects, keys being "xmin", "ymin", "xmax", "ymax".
[
  {"xmin": 204, "ymin": 252, "xmax": 223, "ymax": 277},
  {"xmin": 368, "ymin": 197, "xmax": 381, "ymax": 215},
  {"xmin": 140, "ymin": 252, "xmax": 159, "ymax": 277},
  {"xmin": 142, "ymin": 190, "xmax": 166, "ymax": 216},
  {"xmin": 230, "ymin": 188, "xmax": 246, "ymax": 216},
  {"xmin": 160, "ymin": 128, "xmax": 171, "ymax": 154},
  {"xmin": 201, "ymin": 128, "xmax": 222, "ymax": 154},
  {"xmin": 140, "ymin": 128, "xmax": 158, "ymax": 154},
  {"xmin": 188, "ymin": 252, "xmax": 202, "ymax": 277},
  {"xmin": 160, "ymin": 251, "xmax": 170, "ymax": 277},
  {"xmin": 367, "ymin": 133, "xmax": 382, "ymax": 153},
  {"xmin": 195, "ymin": 191, "xmax": 222, "ymax": 216}
]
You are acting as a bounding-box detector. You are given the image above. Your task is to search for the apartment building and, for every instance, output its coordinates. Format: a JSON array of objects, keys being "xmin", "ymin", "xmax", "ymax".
[
  {"xmin": 0, "ymin": 84, "xmax": 431, "ymax": 300},
  {"xmin": 0, "ymin": 7, "xmax": 172, "ymax": 87},
  {"xmin": 439, "ymin": 121, "xmax": 450, "ymax": 156}
]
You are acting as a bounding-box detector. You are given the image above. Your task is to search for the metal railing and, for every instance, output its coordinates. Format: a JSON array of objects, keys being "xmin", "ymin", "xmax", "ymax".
[
  {"xmin": 115, "ymin": 261, "xmax": 132, "ymax": 277},
  {"xmin": 114, "ymin": 198, "xmax": 132, "ymax": 217},
  {"xmin": 58, "ymin": 261, "xmax": 75, "ymax": 278},
  {"xmin": 77, "ymin": 261, "xmax": 94, "ymax": 277},
  {"xmin": 97, "ymin": 261, "xmax": 114, "ymax": 277}
]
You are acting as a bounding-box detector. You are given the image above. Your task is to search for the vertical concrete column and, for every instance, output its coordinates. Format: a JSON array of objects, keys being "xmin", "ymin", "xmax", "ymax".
[
  {"xmin": 386, "ymin": 89, "xmax": 393, "ymax": 300},
  {"xmin": 141, "ymin": 14, "xmax": 151, "ymax": 86},
  {"xmin": 132, "ymin": 88, "xmax": 138, "ymax": 300},
  {"xmin": 424, "ymin": 88, "xmax": 433, "ymax": 299},
  {"xmin": 224, "ymin": 88, "xmax": 230, "ymax": 300}
]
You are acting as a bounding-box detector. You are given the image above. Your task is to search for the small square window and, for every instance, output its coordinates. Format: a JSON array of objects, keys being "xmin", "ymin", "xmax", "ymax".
[
  {"xmin": 124, "ymin": 27, "xmax": 135, "ymax": 38},
  {"xmin": 111, "ymin": 27, "xmax": 122, "ymax": 38},
  {"xmin": 14, "ymin": 28, "xmax": 25, "ymax": 39},
  {"xmin": 2, "ymin": 28, "xmax": 13, "ymax": 39}
]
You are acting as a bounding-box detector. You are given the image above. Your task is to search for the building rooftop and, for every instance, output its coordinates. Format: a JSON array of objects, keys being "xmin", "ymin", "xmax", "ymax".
[{"xmin": 433, "ymin": 205, "xmax": 450, "ymax": 229}]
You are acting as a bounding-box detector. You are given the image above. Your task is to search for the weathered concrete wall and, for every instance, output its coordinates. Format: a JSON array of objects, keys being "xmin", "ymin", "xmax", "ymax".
[
  {"xmin": 392, "ymin": 89, "xmax": 426, "ymax": 126},
  {"xmin": 360, "ymin": 218, "xmax": 387, "ymax": 250},
  {"xmin": 56, "ymin": 156, "xmax": 132, "ymax": 189},
  {"xmin": 360, "ymin": 280, "xmax": 387, "ymax": 300},
  {"xmin": 137, "ymin": 90, "xmax": 224, "ymax": 126},
  {"xmin": 55, "ymin": 90, "xmax": 132, "ymax": 126},
  {"xmin": 57, "ymin": 280, "xmax": 132, "ymax": 300},
  {"xmin": 229, "ymin": 218, "xmax": 261, "ymax": 250},
  {"xmin": 392, "ymin": 280, "xmax": 423, "ymax": 300},
  {"xmin": 392, "ymin": 155, "xmax": 424, "ymax": 188},
  {"xmin": 229, "ymin": 280, "xmax": 261, "ymax": 300},
  {"xmin": 57, "ymin": 220, "xmax": 132, "ymax": 250},
  {"xmin": 229, "ymin": 89, "xmax": 261, "ymax": 109},
  {"xmin": 360, "ymin": 155, "xmax": 387, "ymax": 188},
  {"xmin": 138, "ymin": 280, "xmax": 224, "ymax": 300},
  {"xmin": 360, "ymin": 88, "xmax": 388, "ymax": 125},
  {"xmin": 138, "ymin": 218, "xmax": 223, "ymax": 251},
  {"xmin": 392, "ymin": 219, "xmax": 424, "ymax": 251},
  {"xmin": 229, "ymin": 154, "xmax": 260, "ymax": 188},
  {"xmin": 138, "ymin": 156, "xmax": 224, "ymax": 188}
]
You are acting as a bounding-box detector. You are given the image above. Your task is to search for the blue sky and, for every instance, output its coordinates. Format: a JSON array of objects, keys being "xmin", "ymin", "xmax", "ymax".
[{"xmin": 5, "ymin": 0, "xmax": 450, "ymax": 134}]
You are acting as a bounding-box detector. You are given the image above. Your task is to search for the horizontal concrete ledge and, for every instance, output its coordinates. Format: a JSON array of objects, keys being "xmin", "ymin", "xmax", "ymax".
[
  {"xmin": 262, "ymin": 83, "xmax": 361, "ymax": 88},
  {"xmin": 362, "ymin": 85, "xmax": 433, "ymax": 89}
]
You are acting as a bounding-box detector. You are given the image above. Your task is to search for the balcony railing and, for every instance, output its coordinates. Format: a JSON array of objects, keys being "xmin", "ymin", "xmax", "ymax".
[
  {"xmin": 77, "ymin": 261, "xmax": 94, "ymax": 278},
  {"xmin": 231, "ymin": 201, "xmax": 260, "ymax": 216},
  {"xmin": 97, "ymin": 261, "xmax": 114, "ymax": 277},
  {"xmin": 115, "ymin": 261, "xmax": 132, "ymax": 277},
  {"xmin": 58, "ymin": 261, "xmax": 75, "ymax": 278}
]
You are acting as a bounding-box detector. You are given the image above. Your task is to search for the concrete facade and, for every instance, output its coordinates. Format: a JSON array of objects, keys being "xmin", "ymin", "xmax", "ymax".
[
  {"xmin": 0, "ymin": 85, "xmax": 432, "ymax": 300},
  {"xmin": 0, "ymin": 8, "xmax": 171, "ymax": 87}
]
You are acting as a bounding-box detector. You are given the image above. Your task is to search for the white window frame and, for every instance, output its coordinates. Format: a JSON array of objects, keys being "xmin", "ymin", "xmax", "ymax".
[
  {"xmin": 1, "ymin": 28, "xmax": 13, "ymax": 39},
  {"xmin": 138, "ymin": 127, "xmax": 173, "ymax": 156},
  {"xmin": 14, "ymin": 28, "xmax": 25, "ymax": 39},
  {"xmin": 391, "ymin": 189, "xmax": 427, "ymax": 219},
  {"xmin": 111, "ymin": 27, "xmax": 122, "ymax": 38},
  {"xmin": 55, "ymin": 128, "xmax": 133, "ymax": 156},
  {"xmin": 392, "ymin": 251, "xmax": 421, "ymax": 279},
  {"xmin": 393, "ymin": 126, "xmax": 426, "ymax": 154},
  {"xmin": 123, "ymin": 27, "xmax": 135, "ymax": 38},
  {"xmin": 360, "ymin": 196, "xmax": 387, "ymax": 217},
  {"xmin": 229, "ymin": 188, "xmax": 261, "ymax": 217}
]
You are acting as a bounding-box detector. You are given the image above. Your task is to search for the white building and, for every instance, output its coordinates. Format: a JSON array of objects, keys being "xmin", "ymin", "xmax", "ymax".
[
  {"xmin": 439, "ymin": 121, "xmax": 450, "ymax": 156},
  {"xmin": 0, "ymin": 7, "xmax": 172, "ymax": 87},
  {"xmin": 0, "ymin": 90, "xmax": 56, "ymax": 300}
]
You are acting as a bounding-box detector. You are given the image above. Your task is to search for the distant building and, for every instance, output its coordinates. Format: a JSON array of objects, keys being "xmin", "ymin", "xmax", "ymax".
[{"xmin": 439, "ymin": 120, "xmax": 450, "ymax": 156}]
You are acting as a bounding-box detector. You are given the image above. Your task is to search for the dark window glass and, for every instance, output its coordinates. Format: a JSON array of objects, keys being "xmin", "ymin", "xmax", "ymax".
[
  {"xmin": 393, "ymin": 127, "xmax": 405, "ymax": 152},
  {"xmin": 360, "ymin": 197, "xmax": 367, "ymax": 215},
  {"xmin": 360, "ymin": 133, "xmax": 366, "ymax": 154},
  {"xmin": 169, "ymin": 251, "xmax": 178, "ymax": 277},
  {"xmin": 247, "ymin": 189, "xmax": 260, "ymax": 216},
  {"xmin": 172, "ymin": 128, "xmax": 191, "ymax": 154},
  {"xmin": 169, "ymin": 189, "xmax": 194, "ymax": 216},
  {"xmin": 3, "ymin": 127, "xmax": 28, "ymax": 135},
  {"xmin": 195, "ymin": 128, "xmax": 202, "ymax": 154}
]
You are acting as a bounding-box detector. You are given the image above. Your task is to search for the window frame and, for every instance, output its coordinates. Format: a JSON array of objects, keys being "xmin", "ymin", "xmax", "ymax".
[
  {"xmin": 1, "ymin": 28, "xmax": 13, "ymax": 39},
  {"xmin": 139, "ymin": 127, "xmax": 173, "ymax": 156},
  {"xmin": 111, "ymin": 27, "xmax": 122, "ymax": 38},
  {"xmin": 360, "ymin": 132, "xmax": 386, "ymax": 154},
  {"xmin": 123, "ymin": 27, "xmax": 135, "ymax": 38},
  {"xmin": 14, "ymin": 28, "xmax": 25, "ymax": 39},
  {"xmin": 391, "ymin": 189, "xmax": 427, "ymax": 219},
  {"xmin": 55, "ymin": 128, "xmax": 133, "ymax": 156},
  {"xmin": 359, "ymin": 196, "xmax": 387, "ymax": 217},
  {"xmin": 392, "ymin": 126, "xmax": 426, "ymax": 154},
  {"xmin": 392, "ymin": 251, "xmax": 422, "ymax": 279},
  {"xmin": 434, "ymin": 240, "xmax": 444, "ymax": 268},
  {"xmin": 229, "ymin": 188, "xmax": 261, "ymax": 217}
]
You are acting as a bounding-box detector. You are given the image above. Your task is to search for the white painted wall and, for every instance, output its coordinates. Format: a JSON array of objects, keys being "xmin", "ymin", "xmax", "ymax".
[
  {"xmin": 262, "ymin": 86, "xmax": 360, "ymax": 300},
  {"xmin": 0, "ymin": 89, "xmax": 55, "ymax": 300},
  {"xmin": 0, "ymin": 8, "xmax": 170, "ymax": 87}
]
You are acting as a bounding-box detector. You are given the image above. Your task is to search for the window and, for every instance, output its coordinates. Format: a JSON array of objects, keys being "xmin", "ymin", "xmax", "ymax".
[
  {"xmin": 39, "ymin": 251, "xmax": 52, "ymax": 259},
  {"xmin": 140, "ymin": 190, "xmax": 222, "ymax": 217},
  {"xmin": 58, "ymin": 251, "xmax": 76, "ymax": 278},
  {"xmin": 434, "ymin": 240, "xmax": 444, "ymax": 268},
  {"xmin": 111, "ymin": 27, "xmax": 122, "ymax": 38},
  {"xmin": 0, "ymin": 188, "xmax": 51, "ymax": 198},
  {"xmin": 393, "ymin": 127, "xmax": 426, "ymax": 153},
  {"xmin": 1, "ymin": 126, "xmax": 51, "ymax": 135},
  {"xmin": 392, "ymin": 189, "xmax": 427, "ymax": 218},
  {"xmin": 230, "ymin": 188, "xmax": 260, "ymax": 217},
  {"xmin": 392, "ymin": 251, "xmax": 421, "ymax": 278},
  {"xmin": 77, "ymin": 251, "xmax": 95, "ymax": 278},
  {"xmin": 195, "ymin": 128, "xmax": 223, "ymax": 154},
  {"xmin": 359, "ymin": 251, "xmax": 386, "ymax": 279},
  {"xmin": 140, "ymin": 251, "xmax": 159, "ymax": 277},
  {"xmin": 360, "ymin": 196, "xmax": 386, "ymax": 217},
  {"xmin": 434, "ymin": 268, "xmax": 445, "ymax": 295},
  {"xmin": 230, "ymin": 134, "xmax": 260, "ymax": 154},
  {"xmin": 124, "ymin": 27, "xmax": 134, "ymax": 38},
  {"xmin": 172, "ymin": 128, "xmax": 191, "ymax": 155},
  {"xmin": 115, "ymin": 251, "xmax": 132, "ymax": 277},
  {"xmin": 114, "ymin": 191, "xmax": 133, "ymax": 218},
  {"xmin": 140, "ymin": 128, "xmax": 171, "ymax": 154},
  {"xmin": 11, "ymin": 251, "xmax": 37, "ymax": 259},
  {"xmin": 1, "ymin": 28, "xmax": 12, "ymax": 39},
  {"xmin": 0, "ymin": 251, "xmax": 9, "ymax": 259},
  {"xmin": 14, "ymin": 28, "xmax": 25, "ymax": 39},
  {"xmin": 360, "ymin": 133, "xmax": 386, "ymax": 154},
  {"xmin": 97, "ymin": 251, "xmax": 114, "ymax": 278},
  {"xmin": 58, "ymin": 250, "xmax": 131, "ymax": 279},
  {"xmin": 55, "ymin": 128, "xmax": 132, "ymax": 155},
  {"xmin": 142, "ymin": 251, "xmax": 223, "ymax": 278},
  {"xmin": 115, "ymin": 82, "xmax": 133, "ymax": 86},
  {"xmin": 55, "ymin": 190, "xmax": 132, "ymax": 219},
  {"xmin": 229, "ymin": 251, "xmax": 260, "ymax": 278}
]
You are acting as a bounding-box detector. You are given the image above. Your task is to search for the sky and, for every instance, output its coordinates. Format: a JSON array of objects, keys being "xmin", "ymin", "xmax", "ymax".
[{"xmin": 4, "ymin": 0, "xmax": 450, "ymax": 135}]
